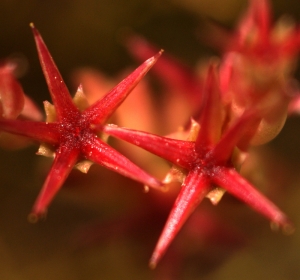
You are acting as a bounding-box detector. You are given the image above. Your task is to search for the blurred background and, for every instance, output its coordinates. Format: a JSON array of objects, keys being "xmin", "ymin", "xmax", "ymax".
[{"xmin": 1, "ymin": 0, "xmax": 300, "ymax": 279}]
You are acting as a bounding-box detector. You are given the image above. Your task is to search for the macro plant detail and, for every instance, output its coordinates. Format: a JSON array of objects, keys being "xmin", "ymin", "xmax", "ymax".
[
  {"xmin": 0, "ymin": 24, "xmax": 164, "ymax": 221},
  {"xmin": 0, "ymin": 0, "xmax": 299, "ymax": 275},
  {"xmin": 100, "ymin": 0, "xmax": 300, "ymax": 267},
  {"xmin": 103, "ymin": 63, "xmax": 293, "ymax": 267}
]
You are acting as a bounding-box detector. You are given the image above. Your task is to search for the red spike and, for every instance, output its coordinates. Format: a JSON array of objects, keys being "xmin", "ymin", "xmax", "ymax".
[
  {"xmin": 28, "ymin": 146, "xmax": 80, "ymax": 222},
  {"xmin": 30, "ymin": 23, "xmax": 79, "ymax": 121},
  {"xmin": 0, "ymin": 119, "xmax": 60, "ymax": 144},
  {"xmin": 83, "ymin": 136, "xmax": 164, "ymax": 191},
  {"xmin": 195, "ymin": 64, "xmax": 223, "ymax": 152},
  {"xmin": 211, "ymin": 110, "xmax": 259, "ymax": 163},
  {"xmin": 83, "ymin": 51, "xmax": 163, "ymax": 124},
  {"xmin": 212, "ymin": 167, "xmax": 293, "ymax": 232},
  {"xmin": 103, "ymin": 125, "xmax": 195, "ymax": 169},
  {"xmin": 149, "ymin": 170, "xmax": 210, "ymax": 268},
  {"xmin": 253, "ymin": 0, "xmax": 271, "ymax": 45}
]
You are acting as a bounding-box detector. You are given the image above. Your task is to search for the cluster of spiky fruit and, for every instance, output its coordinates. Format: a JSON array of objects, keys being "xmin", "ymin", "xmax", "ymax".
[{"xmin": 0, "ymin": 0, "xmax": 299, "ymax": 268}]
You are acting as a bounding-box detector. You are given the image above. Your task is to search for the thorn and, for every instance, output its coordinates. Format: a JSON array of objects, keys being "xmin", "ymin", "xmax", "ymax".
[
  {"xmin": 283, "ymin": 223, "xmax": 295, "ymax": 235},
  {"xmin": 146, "ymin": 49, "xmax": 164, "ymax": 65},
  {"xmin": 27, "ymin": 210, "xmax": 47, "ymax": 223},
  {"xmin": 149, "ymin": 256, "xmax": 157, "ymax": 270},
  {"xmin": 270, "ymin": 219, "xmax": 295, "ymax": 235},
  {"xmin": 206, "ymin": 187, "xmax": 226, "ymax": 205}
]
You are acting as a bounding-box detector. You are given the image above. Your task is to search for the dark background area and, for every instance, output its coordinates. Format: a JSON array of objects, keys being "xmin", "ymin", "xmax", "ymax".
[{"xmin": 0, "ymin": 0, "xmax": 300, "ymax": 279}]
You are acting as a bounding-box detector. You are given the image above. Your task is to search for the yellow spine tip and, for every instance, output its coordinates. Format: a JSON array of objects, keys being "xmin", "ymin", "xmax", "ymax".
[
  {"xmin": 149, "ymin": 261, "xmax": 157, "ymax": 270},
  {"xmin": 27, "ymin": 213, "xmax": 38, "ymax": 223}
]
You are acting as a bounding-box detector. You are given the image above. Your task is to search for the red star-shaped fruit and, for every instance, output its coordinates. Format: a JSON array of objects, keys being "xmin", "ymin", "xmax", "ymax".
[
  {"xmin": 0, "ymin": 24, "xmax": 163, "ymax": 220},
  {"xmin": 103, "ymin": 64, "xmax": 293, "ymax": 267}
]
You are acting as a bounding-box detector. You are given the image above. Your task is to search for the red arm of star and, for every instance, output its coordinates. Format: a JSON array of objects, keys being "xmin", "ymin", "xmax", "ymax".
[
  {"xmin": 211, "ymin": 167, "xmax": 293, "ymax": 232},
  {"xmin": 0, "ymin": 119, "xmax": 60, "ymax": 145},
  {"xmin": 102, "ymin": 125, "xmax": 195, "ymax": 169},
  {"xmin": 149, "ymin": 169, "xmax": 210, "ymax": 268},
  {"xmin": 82, "ymin": 136, "xmax": 163, "ymax": 191},
  {"xmin": 252, "ymin": 0, "xmax": 271, "ymax": 45},
  {"xmin": 83, "ymin": 51, "xmax": 162, "ymax": 125},
  {"xmin": 195, "ymin": 64, "xmax": 223, "ymax": 152},
  {"xmin": 211, "ymin": 110, "xmax": 259, "ymax": 164},
  {"xmin": 29, "ymin": 145, "xmax": 80, "ymax": 221},
  {"xmin": 30, "ymin": 24, "xmax": 79, "ymax": 121}
]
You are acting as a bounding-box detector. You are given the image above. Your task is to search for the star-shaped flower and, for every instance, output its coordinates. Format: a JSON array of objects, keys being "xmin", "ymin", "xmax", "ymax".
[
  {"xmin": 103, "ymin": 64, "xmax": 293, "ymax": 267},
  {"xmin": 0, "ymin": 24, "xmax": 163, "ymax": 220}
]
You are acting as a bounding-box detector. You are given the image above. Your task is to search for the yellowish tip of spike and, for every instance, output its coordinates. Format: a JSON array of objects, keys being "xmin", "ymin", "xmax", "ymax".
[
  {"xmin": 29, "ymin": 22, "xmax": 35, "ymax": 29},
  {"xmin": 149, "ymin": 259, "xmax": 157, "ymax": 270},
  {"xmin": 147, "ymin": 49, "xmax": 164, "ymax": 65},
  {"xmin": 270, "ymin": 221, "xmax": 295, "ymax": 235},
  {"xmin": 283, "ymin": 223, "xmax": 295, "ymax": 235},
  {"xmin": 149, "ymin": 252, "xmax": 160, "ymax": 269},
  {"xmin": 27, "ymin": 211, "xmax": 47, "ymax": 223},
  {"xmin": 28, "ymin": 213, "xmax": 39, "ymax": 223}
]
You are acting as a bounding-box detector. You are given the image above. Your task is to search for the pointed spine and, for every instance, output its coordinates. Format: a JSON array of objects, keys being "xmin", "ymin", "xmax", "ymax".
[
  {"xmin": 30, "ymin": 23, "xmax": 79, "ymax": 121},
  {"xmin": 82, "ymin": 136, "xmax": 163, "ymax": 190},
  {"xmin": 254, "ymin": 0, "xmax": 271, "ymax": 46},
  {"xmin": 212, "ymin": 167, "xmax": 293, "ymax": 231},
  {"xmin": 103, "ymin": 125, "xmax": 195, "ymax": 169},
  {"xmin": 195, "ymin": 64, "xmax": 223, "ymax": 152},
  {"xmin": 149, "ymin": 170, "xmax": 210, "ymax": 268},
  {"xmin": 29, "ymin": 145, "xmax": 80, "ymax": 221},
  {"xmin": 83, "ymin": 51, "xmax": 162, "ymax": 124},
  {"xmin": 0, "ymin": 119, "xmax": 60, "ymax": 144},
  {"xmin": 210, "ymin": 110, "xmax": 258, "ymax": 164}
]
